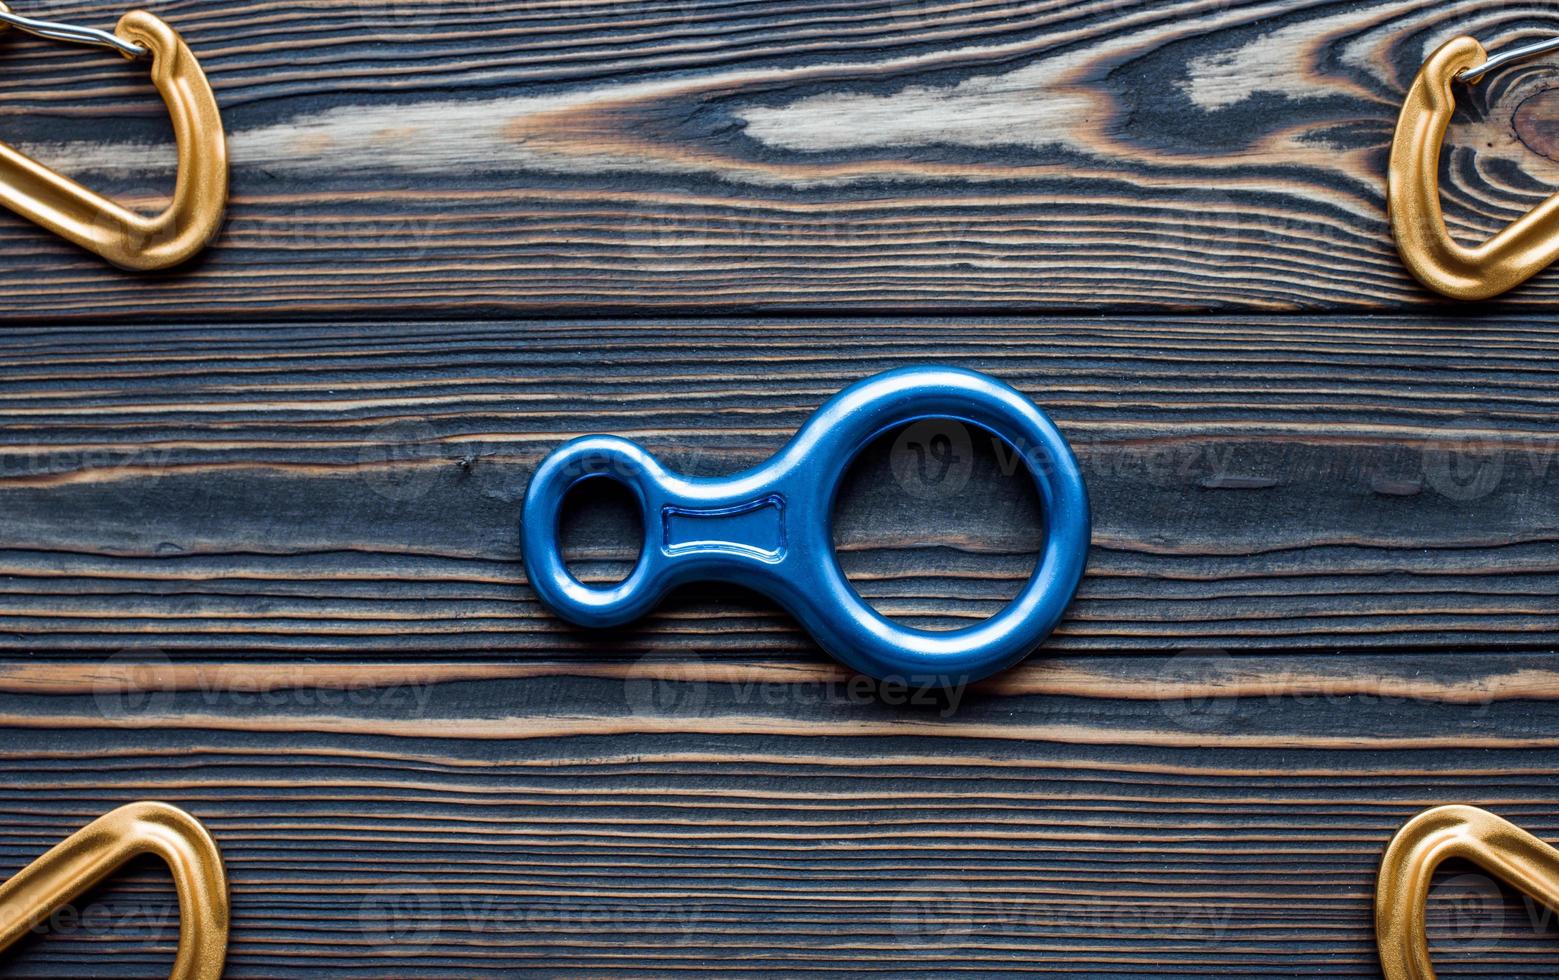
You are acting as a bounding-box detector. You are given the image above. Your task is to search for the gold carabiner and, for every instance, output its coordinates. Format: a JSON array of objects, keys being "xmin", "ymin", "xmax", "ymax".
[
  {"xmin": 0, "ymin": 3, "xmax": 228, "ymax": 270},
  {"xmin": 1376, "ymin": 805, "xmax": 1559, "ymax": 980},
  {"xmin": 1388, "ymin": 35, "xmax": 1559, "ymax": 300},
  {"xmin": 0, "ymin": 801, "xmax": 229, "ymax": 979}
]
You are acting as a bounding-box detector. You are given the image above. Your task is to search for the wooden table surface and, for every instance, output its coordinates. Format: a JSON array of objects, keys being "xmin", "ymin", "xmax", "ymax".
[{"xmin": 2, "ymin": 0, "xmax": 1558, "ymax": 976}]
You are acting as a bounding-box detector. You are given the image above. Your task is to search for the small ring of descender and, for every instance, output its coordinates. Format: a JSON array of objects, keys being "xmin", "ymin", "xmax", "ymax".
[{"xmin": 522, "ymin": 366, "xmax": 1091, "ymax": 686}]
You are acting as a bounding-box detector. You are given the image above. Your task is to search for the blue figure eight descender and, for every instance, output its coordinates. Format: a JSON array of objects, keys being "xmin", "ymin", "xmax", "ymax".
[{"xmin": 521, "ymin": 366, "xmax": 1090, "ymax": 685}]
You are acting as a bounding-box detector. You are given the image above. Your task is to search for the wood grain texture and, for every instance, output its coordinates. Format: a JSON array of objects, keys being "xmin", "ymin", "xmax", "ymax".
[
  {"xmin": 4, "ymin": 1, "xmax": 1559, "ymax": 974},
  {"xmin": 0, "ymin": 316, "xmax": 1556, "ymax": 657},
  {"xmin": 3, "ymin": 0, "xmax": 1559, "ymax": 317},
  {"xmin": 3, "ymin": 655, "xmax": 1559, "ymax": 977}
]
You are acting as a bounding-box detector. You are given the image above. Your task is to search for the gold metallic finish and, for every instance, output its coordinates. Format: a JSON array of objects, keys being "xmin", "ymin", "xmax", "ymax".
[
  {"xmin": 1376, "ymin": 805, "xmax": 1559, "ymax": 980},
  {"xmin": 0, "ymin": 5, "xmax": 228, "ymax": 269},
  {"xmin": 1388, "ymin": 36, "xmax": 1559, "ymax": 299},
  {"xmin": 0, "ymin": 801, "xmax": 229, "ymax": 979}
]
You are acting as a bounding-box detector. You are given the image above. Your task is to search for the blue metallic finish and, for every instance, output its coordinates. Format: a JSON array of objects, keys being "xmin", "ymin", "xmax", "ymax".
[{"xmin": 521, "ymin": 366, "xmax": 1091, "ymax": 685}]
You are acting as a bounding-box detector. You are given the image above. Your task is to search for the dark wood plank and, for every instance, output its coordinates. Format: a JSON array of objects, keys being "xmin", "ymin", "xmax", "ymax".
[
  {"xmin": 2, "ymin": 316, "xmax": 1555, "ymax": 657},
  {"xmin": 2, "ymin": 654, "xmax": 1559, "ymax": 977},
  {"xmin": 4, "ymin": 0, "xmax": 1559, "ymax": 317}
]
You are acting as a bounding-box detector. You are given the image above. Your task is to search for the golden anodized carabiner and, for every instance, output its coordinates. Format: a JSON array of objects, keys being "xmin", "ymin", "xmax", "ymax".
[
  {"xmin": 1388, "ymin": 35, "xmax": 1559, "ymax": 300},
  {"xmin": 1376, "ymin": 804, "xmax": 1559, "ymax": 980},
  {"xmin": 0, "ymin": 801, "xmax": 229, "ymax": 979},
  {"xmin": 0, "ymin": 3, "xmax": 228, "ymax": 270}
]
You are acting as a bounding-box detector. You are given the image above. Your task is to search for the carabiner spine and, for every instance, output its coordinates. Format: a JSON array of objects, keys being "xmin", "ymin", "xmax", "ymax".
[{"xmin": 0, "ymin": 802, "xmax": 229, "ymax": 980}]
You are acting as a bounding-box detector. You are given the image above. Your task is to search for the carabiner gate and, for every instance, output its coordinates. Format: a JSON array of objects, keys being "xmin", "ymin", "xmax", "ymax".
[
  {"xmin": 1457, "ymin": 34, "xmax": 1559, "ymax": 84},
  {"xmin": 0, "ymin": 1, "xmax": 146, "ymax": 58}
]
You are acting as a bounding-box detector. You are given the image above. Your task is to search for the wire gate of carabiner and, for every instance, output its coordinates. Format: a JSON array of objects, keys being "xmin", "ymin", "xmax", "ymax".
[
  {"xmin": 1457, "ymin": 34, "xmax": 1559, "ymax": 83},
  {"xmin": 0, "ymin": 4, "xmax": 146, "ymax": 58}
]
